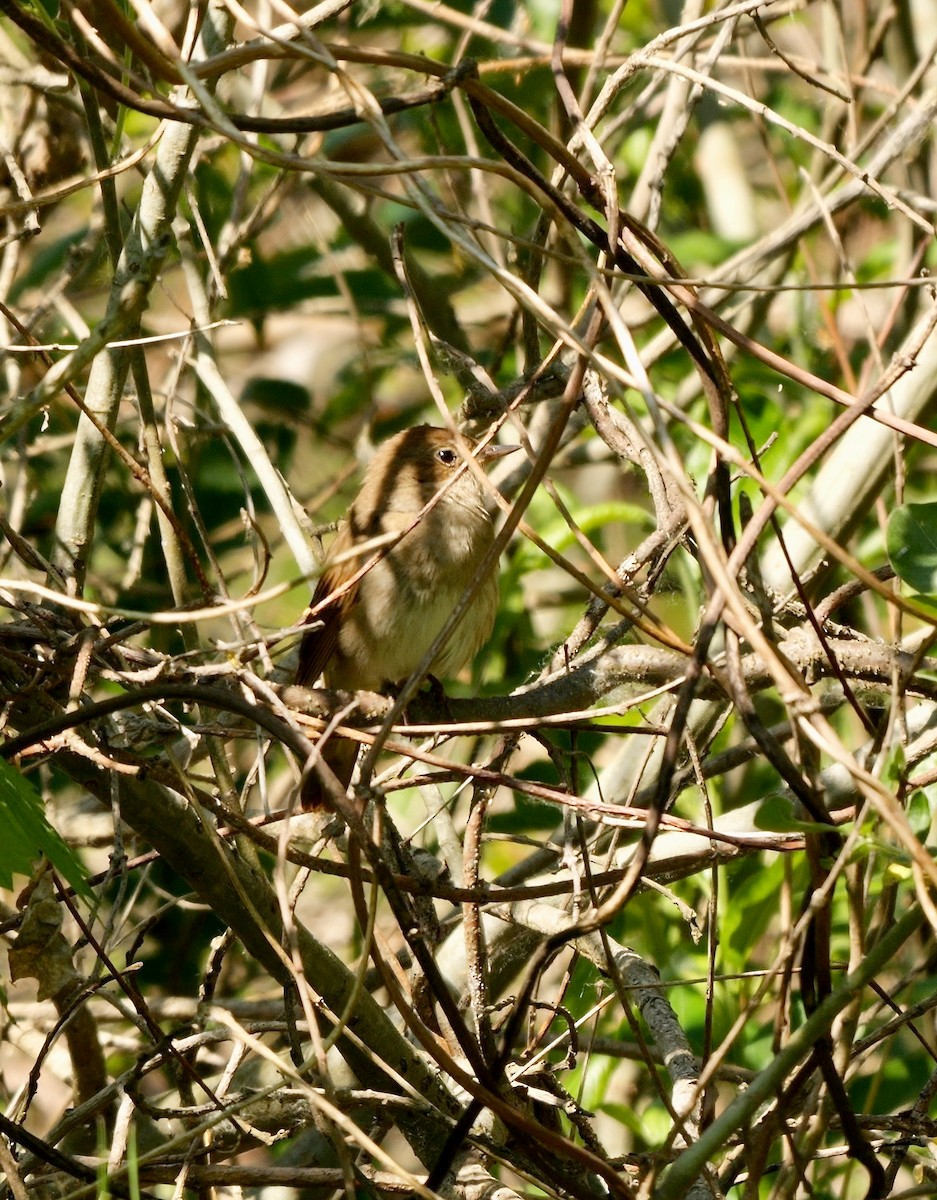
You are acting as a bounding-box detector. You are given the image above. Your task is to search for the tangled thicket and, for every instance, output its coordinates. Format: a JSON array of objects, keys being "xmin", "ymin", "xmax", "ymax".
[{"xmin": 2, "ymin": 2, "xmax": 937, "ymax": 1199}]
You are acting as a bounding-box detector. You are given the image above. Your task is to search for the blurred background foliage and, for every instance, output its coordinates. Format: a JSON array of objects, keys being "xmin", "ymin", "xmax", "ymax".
[{"xmin": 2, "ymin": 1, "xmax": 937, "ymax": 1198}]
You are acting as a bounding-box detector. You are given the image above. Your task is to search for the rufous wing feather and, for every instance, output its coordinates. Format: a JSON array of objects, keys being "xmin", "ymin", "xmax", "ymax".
[
  {"xmin": 296, "ymin": 568, "xmax": 344, "ymax": 688},
  {"xmin": 296, "ymin": 529, "xmax": 362, "ymax": 807}
]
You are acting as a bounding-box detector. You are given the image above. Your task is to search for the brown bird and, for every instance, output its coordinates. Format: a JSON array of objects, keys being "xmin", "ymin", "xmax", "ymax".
[{"xmin": 297, "ymin": 424, "xmax": 514, "ymax": 806}]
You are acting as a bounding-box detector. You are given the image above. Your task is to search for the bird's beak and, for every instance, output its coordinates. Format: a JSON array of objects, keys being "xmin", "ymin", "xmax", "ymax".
[{"xmin": 477, "ymin": 442, "xmax": 521, "ymax": 464}]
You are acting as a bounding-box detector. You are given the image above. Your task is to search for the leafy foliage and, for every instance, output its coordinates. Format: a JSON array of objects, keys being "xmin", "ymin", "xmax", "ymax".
[
  {"xmin": 1, "ymin": 2, "xmax": 936, "ymax": 1199},
  {"xmin": 888, "ymin": 501, "xmax": 937, "ymax": 595},
  {"xmin": 0, "ymin": 761, "xmax": 90, "ymax": 897}
]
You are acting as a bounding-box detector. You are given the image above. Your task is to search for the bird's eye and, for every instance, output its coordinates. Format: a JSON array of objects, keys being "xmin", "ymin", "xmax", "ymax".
[{"xmin": 436, "ymin": 448, "xmax": 458, "ymax": 466}]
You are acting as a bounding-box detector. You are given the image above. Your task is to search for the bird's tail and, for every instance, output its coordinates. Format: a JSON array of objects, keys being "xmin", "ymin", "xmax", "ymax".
[{"xmin": 301, "ymin": 734, "xmax": 359, "ymax": 809}]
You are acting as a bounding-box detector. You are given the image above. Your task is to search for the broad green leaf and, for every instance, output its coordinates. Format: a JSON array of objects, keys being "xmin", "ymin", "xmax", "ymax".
[
  {"xmin": 754, "ymin": 793, "xmax": 839, "ymax": 834},
  {"xmin": 887, "ymin": 502, "xmax": 937, "ymax": 594},
  {"xmin": 907, "ymin": 789, "xmax": 932, "ymax": 841},
  {"xmin": 905, "ymin": 594, "xmax": 937, "ymax": 620},
  {"xmin": 0, "ymin": 759, "xmax": 92, "ymax": 899}
]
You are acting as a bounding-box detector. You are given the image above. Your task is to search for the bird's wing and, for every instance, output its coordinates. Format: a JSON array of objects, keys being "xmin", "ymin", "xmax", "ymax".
[{"xmin": 295, "ymin": 525, "xmax": 358, "ymax": 687}]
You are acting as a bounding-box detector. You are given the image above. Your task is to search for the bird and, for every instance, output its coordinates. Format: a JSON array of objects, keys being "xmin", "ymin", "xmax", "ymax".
[{"xmin": 296, "ymin": 424, "xmax": 514, "ymax": 807}]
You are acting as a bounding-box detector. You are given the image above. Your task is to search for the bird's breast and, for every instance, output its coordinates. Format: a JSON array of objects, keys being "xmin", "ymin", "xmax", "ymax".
[{"xmin": 326, "ymin": 503, "xmax": 498, "ymax": 691}]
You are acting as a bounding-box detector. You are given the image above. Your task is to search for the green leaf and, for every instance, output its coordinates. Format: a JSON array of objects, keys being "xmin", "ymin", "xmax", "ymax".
[
  {"xmin": 754, "ymin": 793, "xmax": 839, "ymax": 834},
  {"xmin": 887, "ymin": 502, "xmax": 937, "ymax": 594},
  {"xmin": 10, "ymin": 228, "xmax": 86, "ymax": 301},
  {"xmin": 597, "ymin": 1101, "xmax": 647, "ymax": 1138},
  {"xmin": 723, "ymin": 855, "xmax": 789, "ymax": 962},
  {"xmin": 880, "ymin": 742, "xmax": 907, "ymax": 790},
  {"xmin": 0, "ymin": 760, "xmax": 92, "ymax": 899},
  {"xmin": 905, "ymin": 594, "xmax": 937, "ymax": 620},
  {"xmin": 907, "ymin": 790, "xmax": 932, "ymax": 841}
]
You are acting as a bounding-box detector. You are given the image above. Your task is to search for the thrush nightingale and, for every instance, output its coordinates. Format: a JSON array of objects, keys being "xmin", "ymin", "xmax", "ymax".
[{"xmin": 297, "ymin": 424, "xmax": 514, "ymax": 806}]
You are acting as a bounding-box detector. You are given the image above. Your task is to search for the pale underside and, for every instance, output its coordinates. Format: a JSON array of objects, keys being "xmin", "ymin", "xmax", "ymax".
[{"xmin": 326, "ymin": 502, "xmax": 499, "ymax": 690}]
